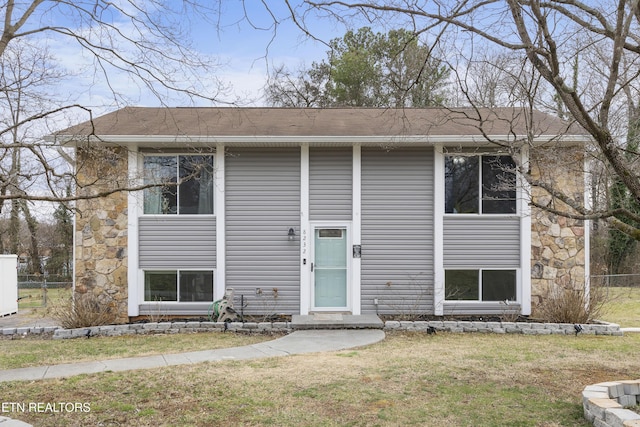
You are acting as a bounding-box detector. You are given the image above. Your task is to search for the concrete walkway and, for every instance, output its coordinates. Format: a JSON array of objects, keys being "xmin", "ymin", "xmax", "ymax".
[
  {"xmin": 0, "ymin": 329, "xmax": 385, "ymax": 383},
  {"xmin": 0, "ymin": 310, "xmax": 58, "ymax": 329},
  {"xmin": 0, "ymin": 329, "xmax": 385, "ymax": 426}
]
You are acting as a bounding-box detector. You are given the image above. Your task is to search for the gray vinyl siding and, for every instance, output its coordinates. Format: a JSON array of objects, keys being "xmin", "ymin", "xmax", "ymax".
[
  {"xmin": 138, "ymin": 216, "xmax": 216, "ymax": 269},
  {"xmin": 138, "ymin": 302, "xmax": 215, "ymax": 316},
  {"xmin": 309, "ymin": 147, "xmax": 352, "ymax": 221},
  {"xmin": 225, "ymin": 148, "xmax": 300, "ymax": 315},
  {"xmin": 361, "ymin": 147, "xmax": 433, "ymax": 315},
  {"xmin": 443, "ymin": 216, "xmax": 520, "ymax": 268},
  {"xmin": 442, "ymin": 301, "xmax": 522, "ymax": 316}
]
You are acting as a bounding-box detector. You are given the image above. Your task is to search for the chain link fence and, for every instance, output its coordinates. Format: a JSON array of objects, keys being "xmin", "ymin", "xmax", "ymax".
[
  {"xmin": 590, "ymin": 274, "xmax": 640, "ymax": 288},
  {"xmin": 17, "ymin": 275, "xmax": 72, "ymax": 308}
]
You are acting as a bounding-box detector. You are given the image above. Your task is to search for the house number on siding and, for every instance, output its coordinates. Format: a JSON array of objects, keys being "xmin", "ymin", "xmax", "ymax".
[{"xmin": 302, "ymin": 229, "xmax": 308, "ymax": 259}]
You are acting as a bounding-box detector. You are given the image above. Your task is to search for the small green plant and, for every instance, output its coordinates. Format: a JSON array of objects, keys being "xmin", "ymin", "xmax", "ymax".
[{"xmin": 51, "ymin": 292, "xmax": 117, "ymax": 329}]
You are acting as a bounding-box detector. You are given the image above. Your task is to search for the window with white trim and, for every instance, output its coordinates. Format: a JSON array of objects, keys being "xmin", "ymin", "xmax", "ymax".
[
  {"xmin": 445, "ymin": 269, "xmax": 516, "ymax": 301},
  {"xmin": 444, "ymin": 154, "xmax": 516, "ymax": 214},
  {"xmin": 143, "ymin": 155, "xmax": 214, "ymax": 215},
  {"xmin": 144, "ymin": 270, "xmax": 214, "ymax": 302}
]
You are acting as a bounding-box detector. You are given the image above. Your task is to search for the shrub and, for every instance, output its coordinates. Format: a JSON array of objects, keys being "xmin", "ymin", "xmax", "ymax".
[
  {"xmin": 52, "ymin": 292, "xmax": 117, "ymax": 329},
  {"xmin": 533, "ymin": 284, "xmax": 608, "ymax": 324}
]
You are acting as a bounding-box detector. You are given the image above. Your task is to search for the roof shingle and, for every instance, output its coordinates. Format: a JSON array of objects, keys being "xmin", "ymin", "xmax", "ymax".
[{"xmin": 58, "ymin": 107, "xmax": 587, "ymax": 139}]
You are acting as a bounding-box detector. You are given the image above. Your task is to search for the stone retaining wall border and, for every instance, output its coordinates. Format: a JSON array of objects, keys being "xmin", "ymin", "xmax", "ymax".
[
  {"xmin": 0, "ymin": 320, "xmax": 623, "ymax": 339},
  {"xmin": 582, "ymin": 380, "xmax": 640, "ymax": 427}
]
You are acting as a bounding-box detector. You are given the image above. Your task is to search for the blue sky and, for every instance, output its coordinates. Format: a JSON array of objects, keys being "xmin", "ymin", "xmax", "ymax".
[
  {"xmin": 22, "ymin": 0, "xmax": 553, "ymax": 111},
  {"xmin": 37, "ymin": 1, "xmax": 347, "ymax": 109},
  {"xmin": 194, "ymin": 2, "xmax": 336, "ymax": 105}
]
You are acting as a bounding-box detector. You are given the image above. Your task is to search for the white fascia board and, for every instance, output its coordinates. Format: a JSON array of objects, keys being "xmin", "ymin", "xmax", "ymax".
[{"xmin": 54, "ymin": 134, "xmax": 593, "ymax": 147}]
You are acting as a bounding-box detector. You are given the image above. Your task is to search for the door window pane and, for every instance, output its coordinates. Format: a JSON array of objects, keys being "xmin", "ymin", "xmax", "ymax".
[
  {"xmin": 315, "ymin": 229, "xmax": 347, "ymax": 268},
  {"xmin": 314, "ymin": 228, "xmax": 347, "ymax": 307},
  {"xmin": 314, "ymin": 269, "xmax": 347, "ymax": 307},
  {"xmin": 318, "ymin": 229, "xmax": 343, "ymax": 238}
]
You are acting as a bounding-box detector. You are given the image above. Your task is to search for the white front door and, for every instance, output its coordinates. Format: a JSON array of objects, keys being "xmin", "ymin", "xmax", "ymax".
[{"xmin": 312, "ymin": 226, "xmax": 349, "ymax": 310}]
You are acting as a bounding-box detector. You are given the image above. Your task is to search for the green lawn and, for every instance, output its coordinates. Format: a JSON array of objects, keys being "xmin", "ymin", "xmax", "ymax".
[
  {"xmin": 0, "ymin": 332, "xmax": 274, "ymax": 370},
  {"xmin": 1, "ymin": 332, "xmax": 638, "ymax": 426},
  {"xmin": 600, "ymin": 286, "xmax": 640, "ymax": 327},
  {"xmin": 1, "ymin": 284, "xmax": 639, "ymax": 426}
]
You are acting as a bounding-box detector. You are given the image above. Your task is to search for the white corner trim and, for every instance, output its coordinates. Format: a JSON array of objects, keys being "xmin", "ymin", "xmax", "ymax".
[
  {"xmin": 215, "ymin": 144, "xmax": 226, "ymax": 301},
  {"xmin": 433, "ymin": 145, "xmax": 445, "ymax": 315},
  {"xmin": 127, "ymin": 145, "xmax": 140, "ymax": 317},
  {"xmin": 300, "ymin": 144, "xmax": 311, "ymax": 315},
  {"xmin": 519, "ymin": 146, "xmax": 532, "ymax": 315},
  {"xmin": 583, "ymin": 153, "xmax": 591, "ymax": 301},
  {"xmin": 352, "ymin": 145, "xmax": 362, "ymax": 315}
]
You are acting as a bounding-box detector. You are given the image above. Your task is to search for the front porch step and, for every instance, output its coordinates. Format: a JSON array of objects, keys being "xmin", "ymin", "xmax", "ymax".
[{"xmin": 291, "ymin": 314, "xmax": 384, "ymax": 330}]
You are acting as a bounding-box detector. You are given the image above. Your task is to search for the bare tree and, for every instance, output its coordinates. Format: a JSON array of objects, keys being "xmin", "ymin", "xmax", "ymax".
[
  {"xmin": 0, "ymin": 40, "xmax": 65, "ymax": 268},
  {"xmin": 0, "ymin": 0, "xmax": 229, "ymax": 208},
  {"xmin": 286, "ymin": 0, "xmax": 640, "ymax": 240}
]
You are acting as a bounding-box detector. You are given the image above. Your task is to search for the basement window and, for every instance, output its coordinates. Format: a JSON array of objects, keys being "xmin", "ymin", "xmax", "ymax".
[
  {"xmin": 144, "ymin": 270, "xmax": 214, "ymax": 302},
  {"xmin": 445, "ymin": 269, "xmax": 516, "ymax": 302}
]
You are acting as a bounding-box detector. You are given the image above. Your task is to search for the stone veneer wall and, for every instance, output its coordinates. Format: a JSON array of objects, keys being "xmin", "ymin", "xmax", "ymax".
[
  {"xmin": 529, "ymin": 145, "xmax": 587, "ymax": 309},
  {"xmin": 75, "ymin": 146, "xmax": 129, "ymax": 323}
]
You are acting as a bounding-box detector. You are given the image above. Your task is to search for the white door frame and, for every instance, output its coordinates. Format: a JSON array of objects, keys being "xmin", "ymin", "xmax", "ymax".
[{"xmin": 309, "ymin": 221, "xmax": 352, "ymax": 312}]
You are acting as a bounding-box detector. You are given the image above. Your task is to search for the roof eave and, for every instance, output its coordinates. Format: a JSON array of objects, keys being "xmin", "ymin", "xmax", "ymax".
[{"xmin": 52, "ymin": 134, "xmax": 592, "ymax": 147}]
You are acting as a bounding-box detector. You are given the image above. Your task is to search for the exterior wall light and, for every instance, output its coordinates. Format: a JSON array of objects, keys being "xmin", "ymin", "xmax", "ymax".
[{"xmin": 288, "ymin": 228, "xmax": 295, "ymax": 241}]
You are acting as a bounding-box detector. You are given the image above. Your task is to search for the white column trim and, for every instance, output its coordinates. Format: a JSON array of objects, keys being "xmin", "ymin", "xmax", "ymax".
[
  {"xmin": 215, "ymin": 144, "xmax": 226, "ymax": 301},
  {"xmin": 519, "ymin": 146, "xmax": 532, "ymax": 315},
  {"xmin": 127, "ymin": 145, "xmax": 140, "ymax": 317},
  {"xmin": 352, "ymin": 145, "xmax": 362, "ymax": 315},
  {"xmin": 300, "ymin": 144, "xmax": 311, "ymax": 315},
  {"xmin": 433, "ymin": 145, "xmax": 445, "ymax": 315},
  {"xmin": 72, "ymin": 161, "xmax": 77, "ymax": 295},
  {"xmin": 583, "ymin": 149, "xmax": 591, "ymax": 304}
]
